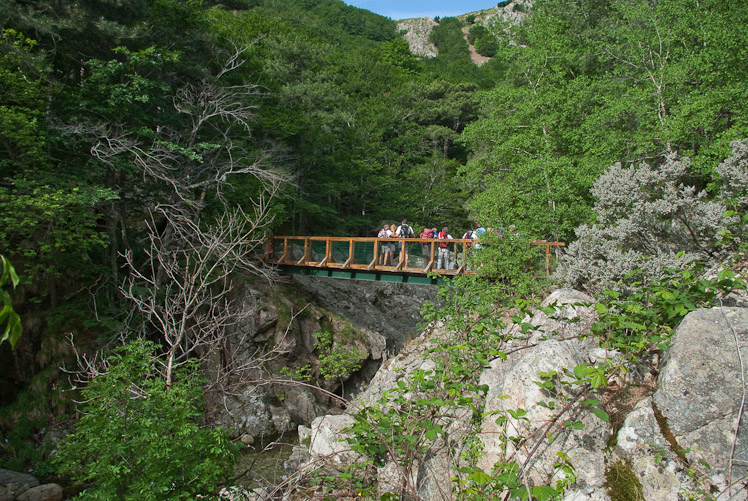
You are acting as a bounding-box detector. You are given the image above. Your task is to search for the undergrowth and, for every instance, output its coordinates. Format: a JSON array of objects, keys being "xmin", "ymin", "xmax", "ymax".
[{"xmin": 295, "ymin": 256, "xmax": 745, "ymax": 499}]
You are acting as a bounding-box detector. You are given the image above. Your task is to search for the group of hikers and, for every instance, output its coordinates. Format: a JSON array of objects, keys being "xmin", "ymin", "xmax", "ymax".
[{"xmin": 377, "ymin": 219, "xmax": 498, "ymax": 270}]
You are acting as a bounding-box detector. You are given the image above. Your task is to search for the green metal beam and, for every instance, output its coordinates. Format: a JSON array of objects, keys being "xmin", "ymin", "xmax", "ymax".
[{"xmin": 276, "ymin": 265, "xmax": 445, "ymax": 286}]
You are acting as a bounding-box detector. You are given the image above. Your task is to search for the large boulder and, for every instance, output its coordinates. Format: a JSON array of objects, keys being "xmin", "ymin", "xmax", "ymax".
[
  {"xmin": 16, "ymin": 484, "xmax": 62, "ymax": 501},
  {"xmin": 0, "ymin": 469, "xmax": 39, "ymax": 499},
  {"xmin": 477, "ymin": 338, "xmax": 611, "ymax": 490},
  {"xmin": 301, "ymin": 289, "xmax": 611, "ymax": 498},
  {"xmin": 308, "ymin": 414, "xmax": 361, "ymax": 469},
  {"xmin": 654, "ymin": 307, "xmax": 748, "ymax": 498}
]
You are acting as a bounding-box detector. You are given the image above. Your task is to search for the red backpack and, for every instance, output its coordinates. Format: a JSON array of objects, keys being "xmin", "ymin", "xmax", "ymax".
[{"xmin": 438, "ymin": 232, "xmax": 448, "ymax": 248}]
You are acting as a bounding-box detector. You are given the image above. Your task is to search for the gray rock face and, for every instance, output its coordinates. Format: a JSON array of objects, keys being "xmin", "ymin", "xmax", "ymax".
[
  {"xmin": 614, "ymin": 398, "xmax": 686, "ymax": 499},
  {"xmin": 210, "ymin": 387, "xmax": 275, "ymax": 439},
  {"xmin": 397, "ymin": 18, "xmax": 438, "ymax": 58},
  {"xmin": 204, "ymin": 276, "xmax": 414, "ymax": 443},
  {"xmin": 653, "ymin": 307, "xmax": 748, "ymax": 498},
  {"xmin": 308, "ymin": 414, "xmax": 360, "ymax": 467},
  {"xmin": 478, "ymin": 338, "xmax": 610, "ymax": 489},
  {"xmin": 291, "ymin": 276, "xmax": 437, "ymax": 351}
]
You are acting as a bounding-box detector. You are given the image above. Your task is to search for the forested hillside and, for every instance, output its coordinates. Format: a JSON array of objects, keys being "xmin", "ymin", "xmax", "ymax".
[{"xmin": 1, "ymin": 0, "xmax": 748, "ymax": 496}]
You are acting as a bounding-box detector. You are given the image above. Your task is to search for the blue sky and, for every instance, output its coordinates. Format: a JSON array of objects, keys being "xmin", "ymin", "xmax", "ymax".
[{"xmin": 345, "ymin": 0, "xmax": 497, "ymax": 20}]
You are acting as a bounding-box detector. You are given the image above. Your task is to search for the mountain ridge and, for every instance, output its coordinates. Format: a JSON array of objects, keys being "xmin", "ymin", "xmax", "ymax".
[{"xmin": 395, "ymin": 0, "xmax": 532, "ymax": 60}]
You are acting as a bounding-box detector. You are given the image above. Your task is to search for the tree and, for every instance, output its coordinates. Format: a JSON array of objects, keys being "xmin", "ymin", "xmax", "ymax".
[
  {"xmin": 461, "ymin": 0, "xmax": 748, "ymax": 242},
  {"xmin": 55, "ymin": 339, "xmax": 237, "ymax": 499},
  {"xmin": 90, "ymin": 45, "xmax": 286, "ymax": 389}
]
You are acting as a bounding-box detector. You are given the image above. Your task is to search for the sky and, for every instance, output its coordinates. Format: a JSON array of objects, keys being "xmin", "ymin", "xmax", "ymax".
[{"xmin": 345, "ymin": 0, "xmax": 497, "ymax": 20}]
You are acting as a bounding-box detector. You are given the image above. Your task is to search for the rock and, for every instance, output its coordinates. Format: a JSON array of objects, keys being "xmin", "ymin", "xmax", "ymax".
[
  {"xmin": 274, "ymin": 320, "xmax": 296, "ymax": 354},
  {"xmin": 291, "ymin": 276, "xmax": 437, "ymax": 351},
  {"xmin": 397, "ymin": 18, "xmax": 438, "ymax": 58},
  {"xmin": 284, "ymin": 445, "xmax": 310, "ymax": 476},
  {"xmin": 281, "ymin": 386, "xmax": 324, "ymax": 427},
  {"xmin": 218, "ymin": 485, "xmax": 260, "ymax": 500},
  {"xmin": 561, "ymin": 486, "xmax": 610, "ymax": 501},
  {"xmin": 507, "ymin": 288, "xmax": 597, "ymax": 343},
  {"xmin": 308, "ymin": 414, "xmax": 358, "ymax": 464},
  {"xmin": 293, "ymin": 289, "xmax": 748, "ymax": 499},
  {"xmin": 653, "ymin": 307, "xmax": 748, "ymax": 497},
  {"xmin": 613, "ymin": 397, "xmax": 687, "ymax": 499},
  {"xmin": 16, "ymin": 484, "xmax": 63, "ymax": 501},
  {"xmin": 297, "ymin": 425, "xmax": 312, "ymax": 444},
  {"xmin": 0, "ymin": 469, "xmax": 39, "ymax": 498},
  {"xmin": 478, "ymin": 338, "xmax": 610, "ymax": 489},
  {"xmin": 269, "ymin": 404, "xmax": 292, "ymax": 435},
  {"xmin": 208, "ymin": 387, "xmax": 275, "ymax": 439}
]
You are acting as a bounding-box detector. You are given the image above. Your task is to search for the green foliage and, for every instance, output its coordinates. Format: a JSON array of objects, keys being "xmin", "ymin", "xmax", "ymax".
[
  {"xmin": 315, "ymin": 330, "xmax": 365, "ymax": 382},
  {"xmin": 0, "ymin": 179, "xmax": 117, "ymax": 284},
  {"xmin": 55, "ymin": 339, "xmax": 238, "ymax": 499},
  {"xmin": 0, "ymin": 29, "xmax": 48, "ymax": 176},
  {"xmin": 0, "ymin": 255, "xmax": 21, "ymax": 349},
  {"xmin": 467, "ymin": 230, "xmax": 546, "ymax": 299},
  {"xmin": 590, "ymin": 263, "xmax": 745, "ymax": 355},
  {"xmin": 464, "ymin": 0, "xmax": 748, "ymax": 243},
  {"xmin": 467, "ymin": 25, "xmax": 498, "ymax": 57}
]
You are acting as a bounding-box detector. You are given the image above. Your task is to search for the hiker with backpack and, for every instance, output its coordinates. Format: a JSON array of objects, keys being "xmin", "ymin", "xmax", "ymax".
[
  {"xmin": 420, "ymin": 227, "xmax": 434, "ymax": 266},
  {"xmin": 436, "ymin": 226, "xmax": 453, "ymax": 270},
  {"xmin": 396, "ymin": 219, "xmax": 414, "ymax": 267}
]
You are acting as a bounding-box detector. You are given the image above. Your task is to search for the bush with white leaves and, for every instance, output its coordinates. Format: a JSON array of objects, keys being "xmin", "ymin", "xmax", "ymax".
[{"xmin": 557, "ymin": 141, "xmax": 748, "ymax": 292}]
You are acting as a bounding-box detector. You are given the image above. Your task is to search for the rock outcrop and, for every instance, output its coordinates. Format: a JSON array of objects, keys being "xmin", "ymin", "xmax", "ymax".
[
  {"xmin": 204, "ymin": 277, "xmax": 436, "ymax": 443},
  {"xmin": 397, "ymin": 18, "xmax": 438, "ymax": 58},
  {"xmin": 295, "ymin": 289, "xmax": 748, "ymax": 499}
]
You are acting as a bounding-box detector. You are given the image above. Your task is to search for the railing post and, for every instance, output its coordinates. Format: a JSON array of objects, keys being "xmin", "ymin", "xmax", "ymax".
[
  {"xmin": 369, "ymin": 239, "xmax": 379, "ymax": 270},
  {"xmin": 342, "ymin": 239, "xmax": 354, "ymax": 269}
]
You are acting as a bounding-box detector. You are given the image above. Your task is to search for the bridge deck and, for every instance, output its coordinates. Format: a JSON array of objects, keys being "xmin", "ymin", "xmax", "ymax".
[{"xmin": 264, "ymin": 236, "xmax": 564, "ymax": 278}]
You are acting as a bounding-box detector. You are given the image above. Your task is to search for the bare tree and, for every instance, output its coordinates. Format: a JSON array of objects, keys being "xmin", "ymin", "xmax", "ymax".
[{"xmin": 88, "ymin": 43, "xmax": 289, "ymax": 388}]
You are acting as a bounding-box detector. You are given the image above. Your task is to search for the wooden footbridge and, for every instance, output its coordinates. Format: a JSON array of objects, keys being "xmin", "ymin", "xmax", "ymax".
[{"xmin": 264, "ymin": 236, "xmax": 564, "ymax": 285}]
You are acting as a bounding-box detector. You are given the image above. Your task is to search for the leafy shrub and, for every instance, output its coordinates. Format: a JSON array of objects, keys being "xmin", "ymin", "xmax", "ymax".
[
  {"xmin": 464, "ymin": 229, "xmax": 547, "ymax": 302},
  {"xmin": 0, "ymin": 255, "xmax": 21, "ymax": 349},
  {"xmin": 468, "ymin": 24, "xmax": 488, "ymax": 45},
  {"xmin": 315, "ymin": 330, "xmax": 365, "ymax": 383},
  {"xmin": 556, "ymin": 149, "xmax": 744, "ymax": 292},
  {"xmin": 716, "ymin": 139, "xmax": 748, "ymax": 211},
  {"xmin": 55, "ymin": 339, "xmax": 237, "ymax": 499},
  {"xmin": 474, "ymin": 35, "xmax": 499, "ymax": 57},
  {"xmin": 591, "ymin": 264, "xmax": 744, "ymax": 355}
]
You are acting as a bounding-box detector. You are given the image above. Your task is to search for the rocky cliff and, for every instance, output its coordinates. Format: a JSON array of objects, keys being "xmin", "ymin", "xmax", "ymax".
[
  {"xmin": 396, "ymin": 1, "xmax": 533, "ymax": 59},
  {"xmin": 202, "ymin": 276, "xmax": 438, "ymax": 444}
]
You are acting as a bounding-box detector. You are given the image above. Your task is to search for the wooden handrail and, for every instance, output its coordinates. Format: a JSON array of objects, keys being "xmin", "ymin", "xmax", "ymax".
[{"xmin": 265, "ymin": 236, "xmax": 564, "ymax": 276}]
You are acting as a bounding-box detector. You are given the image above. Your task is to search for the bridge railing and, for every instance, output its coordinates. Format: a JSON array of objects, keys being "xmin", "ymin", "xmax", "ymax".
[{"xmin": 264, "ymin": 236, "xmax": 564, "ymax": 276}]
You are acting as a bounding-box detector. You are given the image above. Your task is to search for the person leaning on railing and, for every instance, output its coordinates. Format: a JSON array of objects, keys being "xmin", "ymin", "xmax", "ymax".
[{"xmin": 436, "ymin": 226, "xmax": 453, "ymax": 270}]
